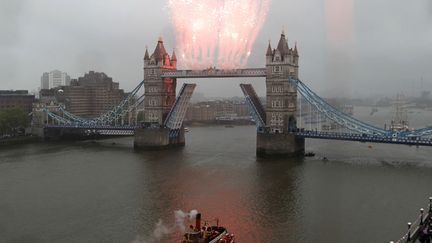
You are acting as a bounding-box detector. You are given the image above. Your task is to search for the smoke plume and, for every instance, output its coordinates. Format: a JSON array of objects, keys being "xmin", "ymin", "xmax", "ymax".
[{"xmin": 132, "ymin": 209, "xmax": 198, "ymax": 243}]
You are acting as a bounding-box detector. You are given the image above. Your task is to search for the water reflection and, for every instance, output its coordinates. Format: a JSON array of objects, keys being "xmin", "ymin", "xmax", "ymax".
[
  {"xmin": 249, "ymin": 157, "xmax": 305, "ymax": 242},
  {"xmin": 136, "ymin": 143, "xmax": 256, "ymax": 242},
  {"xmin": 1, "ymin": 125, "xmax": 432, "ymax": 242}
]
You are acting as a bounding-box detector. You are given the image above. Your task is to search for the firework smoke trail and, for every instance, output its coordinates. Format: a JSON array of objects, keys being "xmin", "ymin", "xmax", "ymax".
[
  {"xmin": 325, "ymin": 0, "xmax": 354, "ymax": 48},
  {"xmin": 324, "ymin": 0, "xmax": 355, "ymax": 97},
  {"xmin": 168, "ymin": 0, "xmax": 270, "ymax": 69}
]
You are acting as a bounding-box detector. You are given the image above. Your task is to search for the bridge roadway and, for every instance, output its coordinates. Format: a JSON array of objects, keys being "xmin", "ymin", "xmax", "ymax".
[
  {"xmin": 161, "ymin": 68, "xmax": 267, "ymax": 79},
  {"xmin": 45, "ymin": 125, "xmax": 136, "ymax": 136},
  {"xmin": 294, "ymin": 130, "xmax": 432, "ymax": 146},
  {"xmin": 45, "ymin": 125, "xmax": 136, "ymax": 130},
  {"xmin": 45, "ymin": 124, "xmax": 432, "ymax": 146}
]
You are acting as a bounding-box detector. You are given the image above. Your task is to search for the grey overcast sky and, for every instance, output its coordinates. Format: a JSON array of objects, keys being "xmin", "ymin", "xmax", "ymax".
[{"xmin": 1, "ymin": 0, "xmax": 431, "ymax": 98}]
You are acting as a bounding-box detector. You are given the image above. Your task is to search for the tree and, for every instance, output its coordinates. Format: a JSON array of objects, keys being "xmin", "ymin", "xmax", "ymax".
[{"xmin": 0, "ymin": 108, "xmax": 30, "ymax": 136}]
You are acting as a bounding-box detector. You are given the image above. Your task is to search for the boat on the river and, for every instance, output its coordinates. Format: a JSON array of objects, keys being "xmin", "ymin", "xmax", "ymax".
[
  {"xmin": 389, "ymin": 93, "xmax": 409, "ymax": 132},
  {"xmin": 180, "ymin": 213, "xmax": 235, "ymax": 243},
  {"xmin": 304, "ymin": 152, "xmax": 315, "ymax": 157}
]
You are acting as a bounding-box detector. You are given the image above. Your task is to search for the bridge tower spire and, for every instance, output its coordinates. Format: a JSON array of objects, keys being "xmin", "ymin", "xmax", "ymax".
[{"xmin": 171, "ymin": 49, "xmax": 177, "ymax": 68}]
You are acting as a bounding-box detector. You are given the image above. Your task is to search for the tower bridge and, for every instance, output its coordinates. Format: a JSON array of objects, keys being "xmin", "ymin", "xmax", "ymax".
[{"xmin": 34, "ymin": 32, "xmax": 432, "ymax": 156}]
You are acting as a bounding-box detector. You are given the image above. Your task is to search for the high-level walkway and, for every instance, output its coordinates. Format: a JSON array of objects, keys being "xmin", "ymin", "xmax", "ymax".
[{"xmin": 161, "ymin": 68, "xmax": 266, "ymax": 79}]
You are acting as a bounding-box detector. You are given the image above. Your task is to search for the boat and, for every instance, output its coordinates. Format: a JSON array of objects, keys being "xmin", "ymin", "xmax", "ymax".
[
  {"xmin": 184, "ymin": 127, "xmax": 190, "ymax": 132},
  {"xmin": 304, "ymin": 152, "xmax": 315, "ymax": 157},
  {"xmin": 389, "ymin": 93, "xmax": 409, "ymax": 132},
  {"xmin": 180, "ymin": 213, "xmax": 235, "ymax": 243}
]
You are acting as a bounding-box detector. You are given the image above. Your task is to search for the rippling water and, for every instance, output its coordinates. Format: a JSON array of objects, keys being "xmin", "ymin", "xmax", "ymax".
[{"xmin": 1, "ymin": 107, "xmax": 432, "ymax": 243}]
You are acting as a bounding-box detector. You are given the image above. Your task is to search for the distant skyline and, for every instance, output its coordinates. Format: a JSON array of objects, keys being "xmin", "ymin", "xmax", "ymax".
[
  {"xmin": 40, "ymin": 70, "xmax": 71, "ymax": 90},
  {"xmin": 1, "ymin": 0, "xmax": 431, "ymax": 98}
]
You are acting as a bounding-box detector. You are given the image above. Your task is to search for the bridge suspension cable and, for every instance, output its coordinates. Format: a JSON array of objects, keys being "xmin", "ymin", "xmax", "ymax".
[
  {"xmin": 291, "ymin": 78, "xmax": 389, "ymax": 136},
  {"xmin": 42, "ymin": 80, "xmax": 145, "ymax": 127}
]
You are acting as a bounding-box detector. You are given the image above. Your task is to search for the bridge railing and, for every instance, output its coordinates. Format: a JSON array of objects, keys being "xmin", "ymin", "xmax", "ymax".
[
  {"xmin": 393, "ymin": 197, "xmax": 432, "ymax": 243},
  {"xmin": 294, "ymin": 130, "xmax": 432, "ymax": 146}
]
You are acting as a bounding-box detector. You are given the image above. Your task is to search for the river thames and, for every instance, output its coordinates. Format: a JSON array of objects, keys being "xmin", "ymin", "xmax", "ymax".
[{"xmin": 1, "ymin": 107, "xmax": 432, "ymax": 242}]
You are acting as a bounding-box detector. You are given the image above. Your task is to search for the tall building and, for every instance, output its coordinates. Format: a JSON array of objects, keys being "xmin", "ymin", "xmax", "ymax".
[
  {"xmin": 0, "ymin": 90, "xmax": 35, "ymax": 113},
  {"xmin": 40, "ymin": 70, "xmax": 71, "ymax": 89},
  {"xmin": 143, "ymin": 37, "xmax": 177, "ymax": 124},
  {"xmin": 41, "ymin": 72, "xmax": 49, "ymax": 90},
  {"xmin": 55, "ymin": 71, "xmax": 126, "ymax": 118},
  {"xmin": 265, "ymin": 31, "xmax": 299, "ymax": 133}
]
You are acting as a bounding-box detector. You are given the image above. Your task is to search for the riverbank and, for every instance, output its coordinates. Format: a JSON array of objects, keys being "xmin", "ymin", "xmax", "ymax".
[
  {"xmin": 184, "ymin": 120, "xmax": 254, "ymax": 127},
  {"xmin": 0, "ymin": 136, "xmax": 40, "ymax": 146}
]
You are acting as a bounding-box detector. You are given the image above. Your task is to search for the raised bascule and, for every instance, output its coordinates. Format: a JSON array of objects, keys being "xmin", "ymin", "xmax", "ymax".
[{"xmin": 34, "ymin": 32, "xmax": 432, "ymax": 156}]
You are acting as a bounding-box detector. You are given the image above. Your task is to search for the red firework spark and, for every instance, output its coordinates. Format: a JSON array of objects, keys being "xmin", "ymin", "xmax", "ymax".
[{"xmin": 168, "ymin": 0, "xmax": 271, "ymax": 69}]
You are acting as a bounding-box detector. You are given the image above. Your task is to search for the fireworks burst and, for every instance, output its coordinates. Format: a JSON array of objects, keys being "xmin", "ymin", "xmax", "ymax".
[{"xmin": 167, "ymin": 0, "xmax": 271, "ymax": 69}]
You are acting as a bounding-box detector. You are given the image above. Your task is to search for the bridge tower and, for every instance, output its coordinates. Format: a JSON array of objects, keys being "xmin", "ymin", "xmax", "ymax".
[
  {"xmin": 257, "ymin": 31, "xmax": 305, "ymax": 156},
  {"xmin": 134, "ymin": 37, "xmax": 185, "ymax": 149},
  {"xmin": 142, "ymin": 36, "xmax": 177, "ymax": 125}
]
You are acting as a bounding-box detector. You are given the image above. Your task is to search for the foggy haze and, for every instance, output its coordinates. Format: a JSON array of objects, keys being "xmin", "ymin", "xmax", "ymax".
[{"xmin": 1, "ymin": 0, "xmax": 431, "ymax": 98}]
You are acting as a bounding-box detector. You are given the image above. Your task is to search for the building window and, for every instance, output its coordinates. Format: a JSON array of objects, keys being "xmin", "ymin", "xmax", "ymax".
[
  {"xmin": 273, "ymin": 66, "xmax": 281, "ymax": 73},
  {"xmin": 270, "ymin": 112, "xmax": 284, "ymax": 126},
  {"xmin": 271, "ymin": 99, "xmax": 283, "ymax": 108},
  {"xmin": 149, "ymin": 98, "xmax": 158, "ymax": 106},
  {"xmin": 272, "ymin": 86, "xmax": 283, "ymax": 93},
  {"xmin": 148, "ymin": 111, "xmax": 159, "ymax": 122},
  {"xmin": 148, "ymin": 87, "xmax": 158, "ymax": 93}
]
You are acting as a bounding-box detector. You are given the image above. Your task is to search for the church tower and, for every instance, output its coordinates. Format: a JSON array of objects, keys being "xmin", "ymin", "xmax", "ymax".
[
  {"xmin": 143, "ymin": 37, "xmax": 177, "ymax": 125},
  {"xmin": 265, "ymin": 31, "xmax": 299, "ymax": 133}
]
